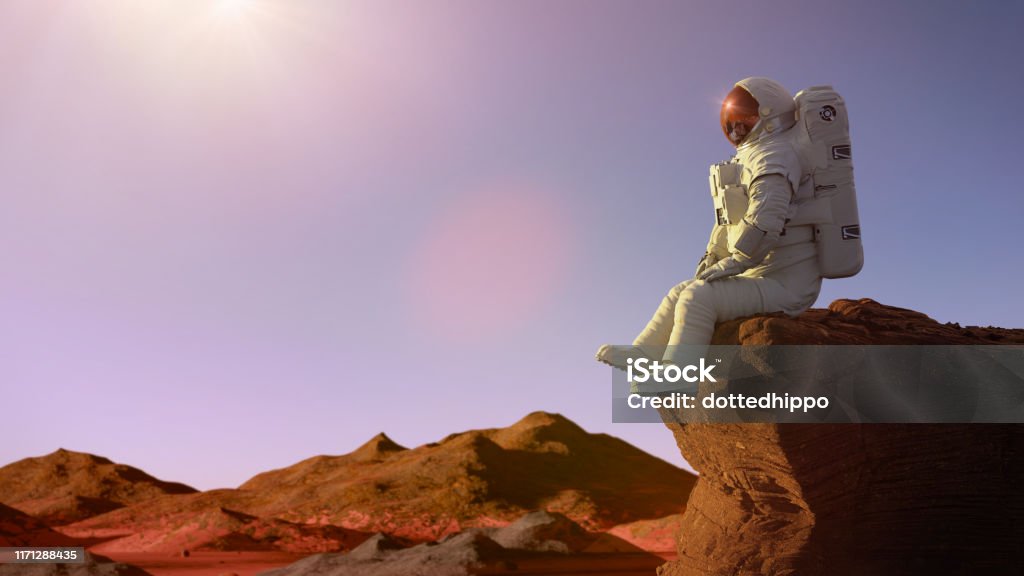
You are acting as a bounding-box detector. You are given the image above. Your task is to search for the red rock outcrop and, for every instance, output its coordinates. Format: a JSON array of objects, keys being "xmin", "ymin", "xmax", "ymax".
[{"xmin": 660, "ymin": 299, "xmax": 1024, "ymax": 576}]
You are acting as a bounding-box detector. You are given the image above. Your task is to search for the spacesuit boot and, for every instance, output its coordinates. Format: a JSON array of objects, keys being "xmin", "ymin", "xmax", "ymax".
[
  {"xmin": 596, "ymin": 279, "xmax": 685, "ymax": 370},
  {"xmin": 595, "ymin": 344, "xmax": 655, "ymax": 370}
]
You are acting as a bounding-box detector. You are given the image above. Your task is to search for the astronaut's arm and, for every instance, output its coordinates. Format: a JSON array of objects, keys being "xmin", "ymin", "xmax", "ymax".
[
  {"xmin": 699, "ymin": 173, "xmax": 791, "ymax": 281},
  {"xmin": 731, "ymin": 173, "xmax": 790, "ymax": 266}
]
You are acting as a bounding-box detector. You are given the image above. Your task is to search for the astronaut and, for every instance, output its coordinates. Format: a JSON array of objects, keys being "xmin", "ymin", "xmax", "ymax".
[{"xmin": 596, "ymin": 77, "xmax": 823, "ymax": 370}]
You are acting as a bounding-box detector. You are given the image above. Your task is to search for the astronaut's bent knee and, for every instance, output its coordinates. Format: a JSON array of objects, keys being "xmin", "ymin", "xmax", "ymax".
[
  {"xmin": 668, "ymin": 280, "xmax": 692, "ymax": 299},
  {"xmin": 679, "ymin": 279, "xmax": 713, "ymax": 302}
]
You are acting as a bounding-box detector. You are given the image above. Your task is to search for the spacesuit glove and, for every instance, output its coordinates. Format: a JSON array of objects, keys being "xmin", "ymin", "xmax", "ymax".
[
  {"xmin": 694, "ymin": 252, "xmax": 718, "ymax": 278},
  {"xmin": 698, "ymin": 256, "xmax": 748, "ymax": 282}
]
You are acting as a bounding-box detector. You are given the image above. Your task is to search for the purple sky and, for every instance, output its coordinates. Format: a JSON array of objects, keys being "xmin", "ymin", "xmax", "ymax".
[{"xmin": 2, "ymin": 0, "xmax": 1023, "ymax": 489}]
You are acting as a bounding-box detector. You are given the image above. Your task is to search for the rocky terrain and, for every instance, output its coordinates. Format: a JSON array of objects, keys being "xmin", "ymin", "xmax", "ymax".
[
  {"xmin": 661, "ymin": 299, "xmax": 1024, "ymax": 576},
  {"xmin": 1, "ymin": 412, "xmax": 695, "ymax": 557},
  {"xmin": 261, "ymin": 511, "xmax": 662, "ymax": 576},
  {"xmin": 709, "ymin": 297, "xmax": 1024, "ymax": 345}
]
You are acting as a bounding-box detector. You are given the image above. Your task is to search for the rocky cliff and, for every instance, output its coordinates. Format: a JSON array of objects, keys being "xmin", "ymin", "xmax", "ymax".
[{"xmin": 659, "ymin": 299, "xmax": 1024, "ymax": 576}]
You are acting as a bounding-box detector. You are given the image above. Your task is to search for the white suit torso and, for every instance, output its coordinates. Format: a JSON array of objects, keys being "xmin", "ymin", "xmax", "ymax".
[{"xmin": 710, "ymin": 126, "xmax": 819, "ymax": 279}]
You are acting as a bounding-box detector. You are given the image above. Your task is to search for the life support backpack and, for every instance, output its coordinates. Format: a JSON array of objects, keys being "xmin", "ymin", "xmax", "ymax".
[{"xmin": 793, "ymin": 86, "xmax": 864, "ymax": 279}]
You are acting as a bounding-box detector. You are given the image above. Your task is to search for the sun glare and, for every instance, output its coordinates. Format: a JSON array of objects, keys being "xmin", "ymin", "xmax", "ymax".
[
  {"xmin": 209, "ymin": 0, "xmax": 274, "ymax": 25},
  {"xmin": 214, "ymin": 0, "xmax": 251, "ymax": 17}
]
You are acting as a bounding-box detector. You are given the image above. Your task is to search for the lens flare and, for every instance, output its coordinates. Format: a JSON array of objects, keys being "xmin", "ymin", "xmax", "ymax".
[{"xmin": 407, "ymin": 185, "xmax": 576, "ymax": 343}]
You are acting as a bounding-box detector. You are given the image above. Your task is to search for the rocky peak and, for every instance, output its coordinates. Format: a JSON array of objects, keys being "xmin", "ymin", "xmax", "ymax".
[{"xmin": 349, "ymin": 433, "xmax": 407, "ymax": 461}]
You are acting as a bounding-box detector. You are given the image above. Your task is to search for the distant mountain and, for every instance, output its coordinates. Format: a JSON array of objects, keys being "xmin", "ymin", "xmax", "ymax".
[
  {"xmin": 18, "ymin": 412, "xmax": 696, "ymax": 551},
  {"xmin": 0, "ymin": 449, "xmax": 197, "ymax": 525},
  {"xmin": 236, "ymin": 411, "xmax": 696, "ymax": 538}
]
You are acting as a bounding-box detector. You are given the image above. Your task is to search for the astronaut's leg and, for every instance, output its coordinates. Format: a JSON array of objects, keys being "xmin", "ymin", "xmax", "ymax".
[
  {"xmin": 665, "ymin": 277, "xmax": 768, "ymax": 350},
  {"xmin": 595, "ymin": 279, "xmax": 692, "ymax": 368},
  {"xmin": 634, "ymin": 280, "xmax": 694, "ymax": 349},
  {"xmin": 662, "ymin": 270, "xmax": 819, "ymax": 364}
]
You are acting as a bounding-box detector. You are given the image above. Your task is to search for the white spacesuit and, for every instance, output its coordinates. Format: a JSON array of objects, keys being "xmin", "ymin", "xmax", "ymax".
[{"xmin": 597, "ymin": 77, "xmax": 827, "ymax": 369}]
